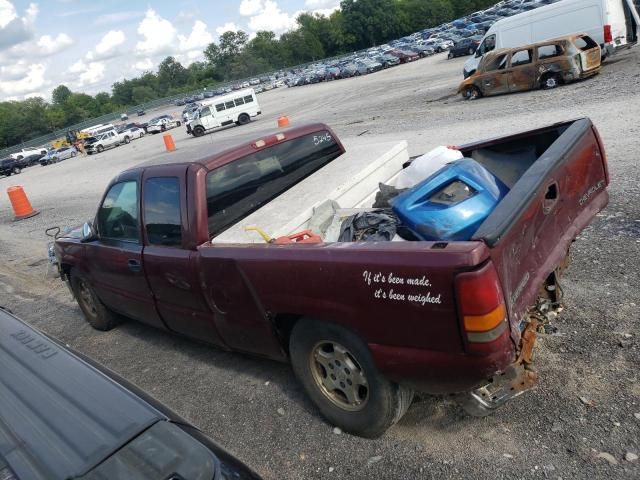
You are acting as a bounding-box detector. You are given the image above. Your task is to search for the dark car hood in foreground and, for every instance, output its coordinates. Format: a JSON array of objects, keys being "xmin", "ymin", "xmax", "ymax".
[{"xmin": 0, "ymin": 308, "xmax": 164, "ymax": 479}]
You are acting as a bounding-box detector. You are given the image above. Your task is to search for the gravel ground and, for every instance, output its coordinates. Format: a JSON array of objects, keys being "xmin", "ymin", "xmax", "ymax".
[{"xmin": 1, "ymin": 49, "xmax": 639, "ymax": 479}]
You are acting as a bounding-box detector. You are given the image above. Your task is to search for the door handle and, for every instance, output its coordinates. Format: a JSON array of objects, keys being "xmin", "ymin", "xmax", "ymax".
[
  {"xmin": 127, "ymin": 259, "xmax": 141, "ymax": 272},
  {"xmin": 543, "ymin": 182, "xmax": 559, "ymax": 215}
]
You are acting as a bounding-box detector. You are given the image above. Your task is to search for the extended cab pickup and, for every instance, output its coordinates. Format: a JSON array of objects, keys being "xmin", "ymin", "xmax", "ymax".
[{"xmin": 55, "ymin": 118, "xmax": 609, "ymax": 437}]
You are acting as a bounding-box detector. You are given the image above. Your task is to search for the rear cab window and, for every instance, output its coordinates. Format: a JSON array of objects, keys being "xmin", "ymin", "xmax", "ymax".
[{"xmin": 206, "ymin": 131, "xmax": 342, "ymax": 237}]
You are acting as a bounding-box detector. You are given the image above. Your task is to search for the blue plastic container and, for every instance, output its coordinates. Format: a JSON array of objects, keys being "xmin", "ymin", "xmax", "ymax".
[{"xmin": 391, "ymin": 159, "xmax": 509, "ymax": 241}]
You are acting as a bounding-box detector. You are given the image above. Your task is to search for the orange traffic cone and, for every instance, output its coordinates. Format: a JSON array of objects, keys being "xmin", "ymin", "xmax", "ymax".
[
  {"xmin": 163, "ymin": 133, "xmax": 176, "ymax": 152},
  {"xmin": 277, "ymin": 116, "xmax": 290, "ymax": 128},
  {"xmin": 7, "ymin": 186, "xmax": 39, "ymax": 220}
]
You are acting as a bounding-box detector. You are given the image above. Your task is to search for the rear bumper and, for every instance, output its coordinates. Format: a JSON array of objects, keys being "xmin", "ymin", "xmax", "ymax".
[{"xmin": 369, "ymin": 330, "xmax": 515, "ymax": 394}]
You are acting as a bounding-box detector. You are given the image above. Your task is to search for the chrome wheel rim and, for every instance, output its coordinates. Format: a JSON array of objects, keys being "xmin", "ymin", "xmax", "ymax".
[
  {"xmin": 546, "ymin": 77, "xmax": 557, "ymax": 88},
  {"xmin": 310, "ymin": 341, "xmax": 369, "ymax": 412},
  {"xmin": 77, "ymin": 280, "xmax": 97, "ymax": 317}
]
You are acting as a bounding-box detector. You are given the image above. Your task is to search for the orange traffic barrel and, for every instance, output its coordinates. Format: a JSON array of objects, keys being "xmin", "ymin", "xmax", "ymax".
[
  {"xmin": 7, "ymin": 186, "xmax": 39, "ymax": 220},
  {"xmin": 163, "ymin": 133, "xmax": 176, "ymax": 152},
  {"xmin": 277, "ymin": 116, "xmax": 290, "ymax": 128}
]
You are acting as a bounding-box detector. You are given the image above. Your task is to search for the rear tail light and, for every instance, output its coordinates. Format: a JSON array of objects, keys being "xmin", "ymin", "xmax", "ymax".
[
  {"xmin": 455, "ymin": 262, "xmax": 508, "ymax": 350},
  {"xmin": 592, "ymin": 125, "xmax": 609, "ymax": 185},
  {"xmin": 604, "ymin": 24, "xmax": 612, "ymax": 43}
]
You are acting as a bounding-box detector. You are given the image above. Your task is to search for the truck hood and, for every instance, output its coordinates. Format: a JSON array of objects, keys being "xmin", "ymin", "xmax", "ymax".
[{"xmin": 0, "ymin": 308, "xmax": 163, "ymax": 480}]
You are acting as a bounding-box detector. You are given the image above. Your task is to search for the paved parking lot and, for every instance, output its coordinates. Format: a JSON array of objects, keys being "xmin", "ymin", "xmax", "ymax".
[{"xmin": 1, "ymin": 50, "xmax": 639, "ymax": 479}]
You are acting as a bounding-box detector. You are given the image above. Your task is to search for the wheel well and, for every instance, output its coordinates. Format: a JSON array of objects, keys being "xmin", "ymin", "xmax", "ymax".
[{"xmin": 272, "ymin": 313, "xmax": 303, "ymax": 355}]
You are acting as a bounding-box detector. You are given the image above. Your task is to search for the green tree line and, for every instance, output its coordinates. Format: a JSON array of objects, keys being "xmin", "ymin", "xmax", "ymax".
[{"xmin": 0, "ymin": 0, "xmax": 495, "ymax": 149}]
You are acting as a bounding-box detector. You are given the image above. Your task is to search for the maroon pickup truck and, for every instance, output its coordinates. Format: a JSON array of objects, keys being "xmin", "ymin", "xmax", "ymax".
[{"xmin": 55, "ymin": 118, "xmax": 609, "ymax": 437}]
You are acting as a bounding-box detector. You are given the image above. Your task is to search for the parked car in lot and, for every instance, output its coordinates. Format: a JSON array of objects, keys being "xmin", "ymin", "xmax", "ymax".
[
  {"xmin": 146, "ymin": 115, "xmax": 182, "ymax": 134},
  {"xmin": 137, "ymin": 109, "xmax": 145, "ymax": 116},
  {"xmin": 459, "ymin": 34, "xmax": 601, "ymax": 99},
  {"xmin": 85, "ymin": 130, "xmax": 129, "ymax": 154},
  {"xmin": 19, "ymin": 152, "xmax": 44, "ymax": 166},
  {"xmin": 449, "ymin": 37, "xmax": 482, "ymax": 58},
  {"xmin": 56, "ymin": 118, "xmax": 609, "ymax": 437},
  {"xmin": 40, "ymin": 146, "xmax": 77, "ymax": 165},
  {"xmin": 10, "ymin": 146, "xmax": 48, "ymax": 160},
  {"xmin": 0, "ymin": 157, "xmax": 22, "ymax": 176},
  {"xmin": 0, "ymin": 306, "xmax": 262, "ymax": 480}
]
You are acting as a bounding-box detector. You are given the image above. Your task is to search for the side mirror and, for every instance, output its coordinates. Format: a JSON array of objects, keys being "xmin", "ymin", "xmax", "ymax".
[{"xmin": 81, "ymin": 222, "xmax": 97, "ymax": 242}]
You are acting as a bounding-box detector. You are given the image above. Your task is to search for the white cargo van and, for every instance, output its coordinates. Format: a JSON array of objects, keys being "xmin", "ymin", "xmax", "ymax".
[
  {"xmin": 464, "ymin": 0, "xmax": 639, "ymax": 77},
  {"xmin": 187, "ymin": 88, "xmax": 261, "ymax": 137}
]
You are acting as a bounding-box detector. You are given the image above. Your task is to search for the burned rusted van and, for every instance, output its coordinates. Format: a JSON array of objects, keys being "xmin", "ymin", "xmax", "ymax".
[{"xmin": 459, "ymin": 34, "xmax": 601, "ymax": 100}]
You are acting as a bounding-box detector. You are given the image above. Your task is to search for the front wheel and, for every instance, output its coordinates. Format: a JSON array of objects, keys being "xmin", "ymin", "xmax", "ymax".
[
  {"xmin": 70, "ymin": 271, "xmax": 121, "ymax": 331},
  {"xmin": 124, "ymin": 136, "xmax": 130, "ymax": 144},
  {"xmin": 176, "ymin": 121, "xmax": 181, "ymax": 127},
  {"xmin": 71, "ymin": 151, "xmax": 77, "ymax": 157},
  {"xmin": 290, "ymin": 319, "xmax": 414, "ymax": 438},
  {"xmin": 463, "ymin": 85, "xmax": 481, "ymax": 100},
  {"xmin": 12, "ymin": 166, "xmax": 21, "ymax": 175},
  {"xmin": 448, "ymin": 51, "xmax": 453, "ymax": 59},
  {"xmin": 468, "ymin": 48, "xmax": 475, "ymax": 55},
  {"xmin": 97, "ymin": 145, "xmax": 104, "ymax": 153},
  {"xmin": 193, "ymin": 126, "xmax": 205, "ymax": 137}
]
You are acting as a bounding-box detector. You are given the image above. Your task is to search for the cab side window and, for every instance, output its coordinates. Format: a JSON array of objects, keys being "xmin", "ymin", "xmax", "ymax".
[
  {"xmin": 97, "ymin": 181, "xmax": 139, "ymax": 241},
  {"xmin": 511, "ymin": 49, "xmax": 532, "ymax": 67},
  {"xmin": 143, "ymin": 177, "xmax": 182, "ymax": 247},
  {"xmin": 200, "ymin": 106, "xmax": 211, "ymax": 117}
]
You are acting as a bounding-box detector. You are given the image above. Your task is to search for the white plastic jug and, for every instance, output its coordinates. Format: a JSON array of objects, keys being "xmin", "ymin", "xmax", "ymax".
[{"xmin": 394, "ymin": 146, "xmax": 463, "ymax": 189}]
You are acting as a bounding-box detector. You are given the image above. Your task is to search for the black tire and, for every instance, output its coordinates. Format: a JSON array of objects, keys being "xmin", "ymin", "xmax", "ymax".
[
  {"xmin": 124, "ymin": 136, "xmax": 130, "ymax": 144},
  {"xmin": 237, "ymin": 113, "xmax": 250, "ymax": 125},
  {"xmin": 161, "ymin": 125, "xmax": 166, "ymax": 132},
  {"xmin": 12, "ymin": 166, "xmax": 21, "ymax": 175},
  {"xmin": 448, "ymin": 51, "xmax": 453, "ymax": 59},
  {"xmin": 71, "ymin": 151, "xmax": 77, "ymax": 157},
  {"xmin": 70, "ymin": 270, "xmax": 120, "ymax": 331},
  {"xmin": 97, "ymin": 145, "xmax": 104, "ymax": 153},
  {"xmin": 193, "ymin": 126, "xmax": 205, "ymax": 137},
  {"xmin": 468, "ymin": 48, "xmax": 475, "ymax": 55},
  {"xmin": 463, "ymin": 85, "xmax": 481, "ymax": 100},
  {"xmin": 541, "ymin": 73, "xmax": 561, "ymax": 90},
  {"xmin": 290, "ymin": 319, "xmax": 414, "ymax": 438},
  {"xmin": 176, "ymin": 121, "xmax": 181, "ymax": 127}
]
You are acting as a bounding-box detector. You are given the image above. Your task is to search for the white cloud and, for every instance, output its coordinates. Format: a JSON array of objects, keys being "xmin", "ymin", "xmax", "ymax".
[
  {"xmin": 0, "ymin": 1, "xmax": 38, "ymax": 50},
  {"xmin": 78, "ymin": 62, "xmax": 105, "ymax": 85},
  {"xmin": 0, "ymin": 62, "xmax": 46, "ymax": 96},
  {"xmin": 68, "ymin": 59, "xmax": 87, "ymax": 74},
  {"xmin": 247, "ymin": 0, "xmax": 296, "ymax": 34},
  {"xmin": 36, "ymin": 33, "xmax": 73, "ymax": 55},
  {"xmin": 0, "ymin": 60, "xmax": 30, "ymax": 81},
  {"xmin": 216, "ymin": 22, "xmax": 239, "ymax": 36},
  {"xmin": 133, "ymin": 58, "xmax": 153, "ymax": 71},
  {"xmin": 239, "ymin": 0, "xmax": 264, "ymax": 16},
  {"xmin": 304, "ymin": 0, "xmax": 340, "ymax": 9},
  {"xmin": 178, "ymin": 20, "xmax": 212, "ymax": 51},
  {"xmin": 135, "ymin": 8, "xmax": 177, "ymax": 56},
  {"xmin": 86, "ymin": 29, "xmax": 126, "ymax": 60}
]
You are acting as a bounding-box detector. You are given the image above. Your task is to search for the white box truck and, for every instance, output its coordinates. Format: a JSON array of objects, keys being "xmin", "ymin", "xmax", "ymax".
[
  {"xmin": 464, "ymin": 0, "xmax": 639, "ymax": 77},
  {"xmin": 186, "ymin": 88, "xmax": 261, "ymax": 137}
]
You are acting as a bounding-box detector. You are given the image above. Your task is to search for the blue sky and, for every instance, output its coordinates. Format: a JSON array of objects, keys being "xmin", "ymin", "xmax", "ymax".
[{"xmin": 0, "ymin": 0, "xmax": 340, "ymax": 100}]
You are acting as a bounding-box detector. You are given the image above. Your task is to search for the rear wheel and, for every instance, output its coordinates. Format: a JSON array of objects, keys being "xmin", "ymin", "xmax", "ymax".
[
  {"xmin": 541, "ymin": 73, "xmax": 561, "ymax": 89},
  {"xmin": 11, "ymin": 166, "xmax": 21, "ymax": 175},
  {"xmin": 237, "ymin": 113, "xmax": 250, "ymax": 125},
  {"xmin": 290, "ymin": 319, "xmax": 413, "ymax": 438},
  {"xmin": 193, "ymin": 126, "xmax": 205, "ymax": 137},
  {"xmin": 71, "ymin": 151, "xmax": 77, "ymax": 157},
  {"xmin": 176, "ymin": 121, "xmax": 181, "ymax": 127},
  {"xmin": 124, "ymin": 136, "xmax": 130, "ymax": 144},
  {"xmin": 70, "ymin": 271, "xmax": 120, "ymax": 331}
]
